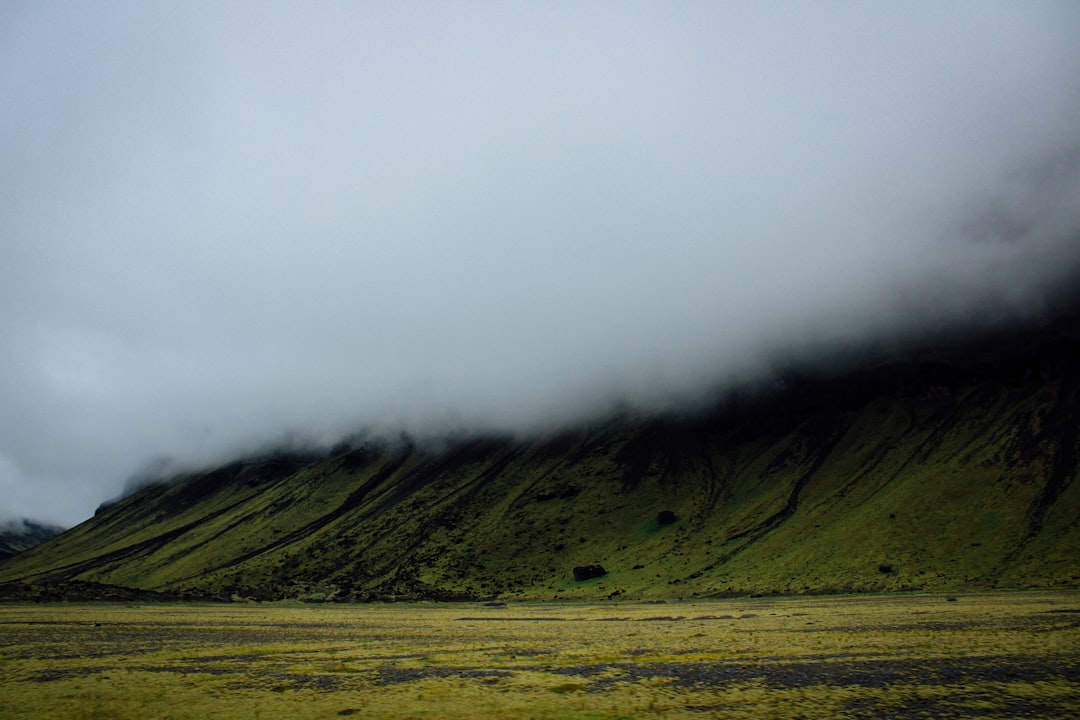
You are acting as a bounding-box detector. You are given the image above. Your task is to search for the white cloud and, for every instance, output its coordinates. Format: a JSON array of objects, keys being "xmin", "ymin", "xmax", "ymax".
[{"xmin": 2, "ymin": 1, "xmax": 1079, "ymax": 525}]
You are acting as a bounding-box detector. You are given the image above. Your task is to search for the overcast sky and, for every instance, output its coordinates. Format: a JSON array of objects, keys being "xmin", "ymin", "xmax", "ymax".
[{"xmin": 2, "ymin": 2, "xmax": 1079, "ymax": 526}]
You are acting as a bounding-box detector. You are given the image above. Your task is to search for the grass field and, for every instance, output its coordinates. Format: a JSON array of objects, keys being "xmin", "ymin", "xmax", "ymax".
[{"xmin": 0, "ymin": 592, "xmax": 1077, "ymax": 719}]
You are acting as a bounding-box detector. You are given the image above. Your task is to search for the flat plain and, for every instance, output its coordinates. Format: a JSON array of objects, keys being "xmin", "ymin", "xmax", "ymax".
[{"xmin": 1, "ymin": 592, "xmax": 1077, "ymax": 719}]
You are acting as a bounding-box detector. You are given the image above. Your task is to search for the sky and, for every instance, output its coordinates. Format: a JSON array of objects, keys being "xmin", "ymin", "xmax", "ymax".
[{"xmin": 2, "ymin": 1, "xmax": 1080, "ymax": 526}]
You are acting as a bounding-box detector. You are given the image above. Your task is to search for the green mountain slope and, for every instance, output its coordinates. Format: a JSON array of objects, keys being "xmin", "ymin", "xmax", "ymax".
[{"xmin": 2, "ymin": 320, "xmax": 1078, "ymax": 601}]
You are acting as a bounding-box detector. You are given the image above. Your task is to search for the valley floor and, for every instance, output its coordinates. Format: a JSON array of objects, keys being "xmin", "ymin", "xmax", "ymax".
[{"xmin": 0, "ymin": 592, "xmax": 1077, "ymax": 719}]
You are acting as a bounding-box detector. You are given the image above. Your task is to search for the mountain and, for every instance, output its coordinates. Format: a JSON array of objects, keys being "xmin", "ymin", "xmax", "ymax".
[
  {"xmin": 0, "ymin": 520, "xmax": 66, "ymax": 562},
  {"xmin": 2, "ymin": 312, "xmax": 1078, "ymax": 601}
]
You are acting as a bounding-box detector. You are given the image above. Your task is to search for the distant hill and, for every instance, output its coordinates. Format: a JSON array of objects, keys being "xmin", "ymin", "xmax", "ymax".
[
  {"xmin": 0, "ymin": 520, "xmax": 66, "ymax": 562},
  {"xmin": 2, "ymin": 309, "xmax": 1078, "ymax": 601}
]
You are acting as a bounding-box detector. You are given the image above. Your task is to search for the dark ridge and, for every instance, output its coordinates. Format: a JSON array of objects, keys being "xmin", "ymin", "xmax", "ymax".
[
  {"xmin": 0, "ymin": 521, "xmax": 66, "ymax": 561},
  {"xmin": 0, "ymin": 580, "xmax": 220, "ymax": 603}
]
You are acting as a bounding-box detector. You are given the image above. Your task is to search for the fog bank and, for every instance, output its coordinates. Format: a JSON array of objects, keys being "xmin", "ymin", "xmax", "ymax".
[{"xmin": 2, "ymin": 2, "xmax": 1079, "ymax": 524}]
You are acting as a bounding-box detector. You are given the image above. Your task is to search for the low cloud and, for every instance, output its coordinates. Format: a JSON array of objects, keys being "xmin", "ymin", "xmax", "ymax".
[{"xmin": 2, "ymin": 2, "xmax": 1079, "ymax": 524}]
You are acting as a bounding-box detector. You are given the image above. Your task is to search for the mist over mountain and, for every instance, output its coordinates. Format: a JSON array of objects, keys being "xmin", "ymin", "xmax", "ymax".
[
  {"xmin": 2, "ymin": 3, "xmax": 1079, "ymax": 526},
  {"xmin": 0, "ymin": 520, "xmax": 66, "ymax": 561},
  {"xmin": 3, "ymin": 308, "xmax": 1077, "ymax": 601}
]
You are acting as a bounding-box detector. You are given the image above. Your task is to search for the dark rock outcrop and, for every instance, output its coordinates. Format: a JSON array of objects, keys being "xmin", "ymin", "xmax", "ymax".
[{"xmin": 573, "ymin": 564, "xmax": 607, "ymax": 582}]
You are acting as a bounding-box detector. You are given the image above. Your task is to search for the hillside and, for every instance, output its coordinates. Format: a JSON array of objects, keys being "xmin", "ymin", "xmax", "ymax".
[
  {"xmin": 0, "ymin": 521, "xmax": 65, "ymax": 562},
  {"xmin": 2, "ymin": 315, "xmax": 1078, "ymax": 602}
]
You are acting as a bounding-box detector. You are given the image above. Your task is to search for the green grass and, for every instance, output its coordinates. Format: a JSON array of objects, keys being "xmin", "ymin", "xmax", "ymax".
[{"xmin": 0, "ymin": 592, "xmax": 1077, "ymax": 719}]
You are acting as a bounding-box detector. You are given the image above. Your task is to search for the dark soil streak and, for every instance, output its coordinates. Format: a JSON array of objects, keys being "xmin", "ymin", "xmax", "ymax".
[{"xmin": 535, "ymin": 653, "xmax": 1080, "ymax": 691}]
